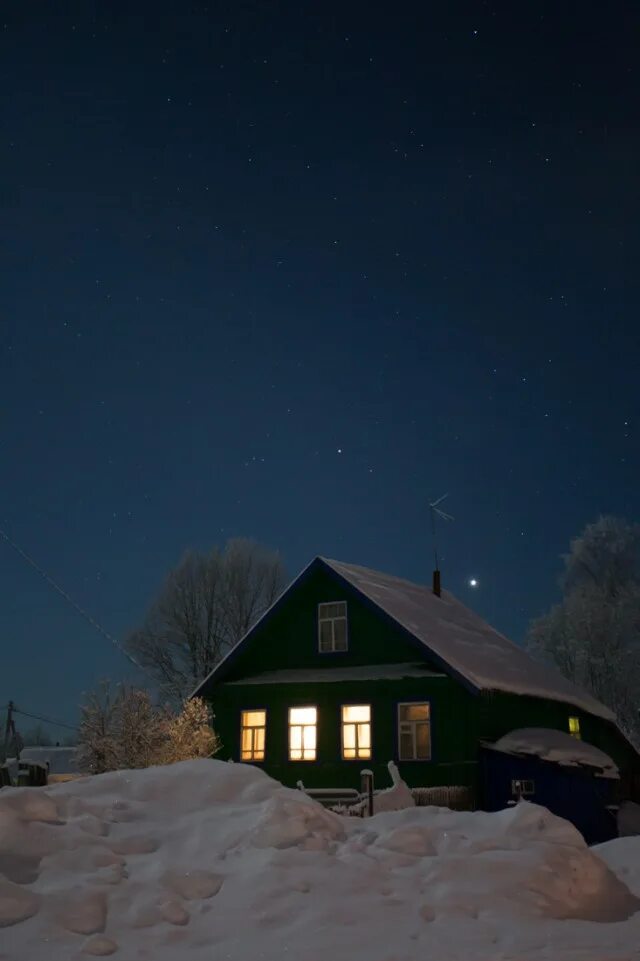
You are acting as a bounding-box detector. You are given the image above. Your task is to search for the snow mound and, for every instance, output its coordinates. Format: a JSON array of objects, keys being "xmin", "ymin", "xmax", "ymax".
[
  {"xmin": 493, "ymin": 727, "xmax": 619, "ymax": 777},
  {"xmin": 1, "ymin": 759, "xmax": 639, "ymax": 961},
  {"xmin": 594, "ymin": 837, "xmax": 640, "ymax": 898}
]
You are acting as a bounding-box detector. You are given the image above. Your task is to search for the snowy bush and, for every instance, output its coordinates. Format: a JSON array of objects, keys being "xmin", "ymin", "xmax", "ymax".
[
  {"xmin": 155, "ymin": 697, "xmax": 220, "ymax": 765},
  {"xmin": 77, "ymin": 683, "xmax": 219, "ymax": 773}
]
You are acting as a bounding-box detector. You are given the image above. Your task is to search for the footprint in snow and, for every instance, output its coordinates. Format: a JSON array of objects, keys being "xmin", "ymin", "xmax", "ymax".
[
  {"xmin": 59, "ymin": 890, "xmax": 107, "ymax": 935},
  {"xmin": 109, "ymin": 835, "xmax": 159, "ymax": 856},
  {"xmin": 82, "ymin": 936, "xmax": 118, "ymax": 956},
  {"xmin": 163, "ymin": 869, "xmax": 224, "ymax": 900},
  {"xmin": 0, "ymin": 879, "xmax": 41, "ymax": 928}
]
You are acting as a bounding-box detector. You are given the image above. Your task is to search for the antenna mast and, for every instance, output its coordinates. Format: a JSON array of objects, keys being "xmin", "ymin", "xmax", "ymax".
[{"xmin": 428, "ymin": 493, "xmax": 454, "ymax": 596}]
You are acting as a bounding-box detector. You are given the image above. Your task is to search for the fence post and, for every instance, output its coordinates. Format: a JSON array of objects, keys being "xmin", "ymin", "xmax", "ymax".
[{"xmin": 360, "ymin": 769, "xmax": 374, "ymax": 817}]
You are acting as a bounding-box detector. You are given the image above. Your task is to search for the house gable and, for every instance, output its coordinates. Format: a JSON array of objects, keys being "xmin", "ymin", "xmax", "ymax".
[
  {"xmin": 197, "ymin": 560, "xmax": 446, "ymax": 692},
  {"xmin": 193, "ymin": 555, "xmax": 615, "ymax": 726}
]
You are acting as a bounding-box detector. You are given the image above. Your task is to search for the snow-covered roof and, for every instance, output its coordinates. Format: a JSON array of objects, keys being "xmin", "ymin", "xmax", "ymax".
[
  {"xmin": 319, "ymin": 559, "xmax": 615, "ymax": 721},
  {"xmin": 225, "ymin": 663, "xmax": 446, "ymax": 685},
  {"xmin": 12, "ymin": 747, "xmax": 79, "ymax": 775},
  {"xmin": 490, "ymin": 728, "xmax": 619, "ymax": 779},
  {"xmin": 192, "ymin": 556, "xmax": 615, "ymax": 722}
]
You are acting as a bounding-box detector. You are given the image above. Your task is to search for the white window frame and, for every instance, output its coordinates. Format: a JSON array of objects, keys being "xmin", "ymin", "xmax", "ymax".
[
  {"xmin": 397, "ymin": 702, "xmax": 431, "ymax": 761},
  {"xmin": 317, "ymin": 601, "xmax": 348, "ymax": 653},
  {"xmin": 240, "ymin": 709, "xmax": 267, "ymax": 762},
  {"xmin": 341, "ymin": 704, "xmax": 372, "ymax": 761},
  {"xmin": 288, "ymin": 706, "xmax": 318, "ymax": 761},
  {"xmin": 511, "ymin": 779, "xmax": 535, "ymax": 797}
]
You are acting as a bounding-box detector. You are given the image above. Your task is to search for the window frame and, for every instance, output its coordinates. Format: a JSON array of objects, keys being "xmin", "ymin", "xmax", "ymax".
[
  {"xmin": 511, "ymin": 778, "xmax": 535, "ymax": 797},
  {"xmin": 239, "ymin": 708, "xmax": 267, "ymax": 763},
  {"xmin": 317, "ymin": 601, "xmax": 349, "ymax": 653},
  {"xmin": 288, "ymin": 705, "xmax": 318, "ymax": 762},
  {"xmin": 397, "ymin": 701, "xmax": 432, "ymax": 762},
  {"xmin": 340, "ymin": 703, "xmax": 372, "ymax": 761}
]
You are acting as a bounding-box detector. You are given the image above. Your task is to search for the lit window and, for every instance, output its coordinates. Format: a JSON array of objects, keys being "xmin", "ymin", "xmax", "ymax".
[
  {"xmin": 342, "ymin": 704, "xmax": 371, "ymax": 760},
  {"xmin": 240, "ymin": 710, "xmax": 266, "ymax": 761},
  {"xmin": 568, "ymin": 716, "xmax": 581, "ymax": 739},
  {"xmin": 398, "ymin": 703, "xmax": 431, "ymax": 760},
  {"xmin": 289, "ymin": 707, "xmax": 317, "ymax": 761},
  {"xmin": 318, "ymin": 602, "xmax": 348, "ymax": 652}
]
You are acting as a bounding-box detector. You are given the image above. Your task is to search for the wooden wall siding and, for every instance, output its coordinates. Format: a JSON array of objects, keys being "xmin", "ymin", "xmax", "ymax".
[
  {"xmin": 201, "ymin": 560, "xmax": 639, "ymax": 801},
  {"xmin": 210, "ymin": 674, "xmax": 481, "ymax": 791}
]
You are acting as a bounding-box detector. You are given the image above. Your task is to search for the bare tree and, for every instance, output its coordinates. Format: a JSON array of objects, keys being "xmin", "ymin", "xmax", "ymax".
[
  {"xmin": 528, "ymin": 516, "xmax": 640, "ymax": 743},
  {"xmin": 125, "ymin": 538, "xmax": 286, "ymax": 701}
]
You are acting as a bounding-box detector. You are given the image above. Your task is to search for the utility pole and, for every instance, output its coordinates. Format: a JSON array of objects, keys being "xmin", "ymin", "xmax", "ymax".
[{"xmin": 2, "ymin": 701, "xmax": 20, "ymax": 762}]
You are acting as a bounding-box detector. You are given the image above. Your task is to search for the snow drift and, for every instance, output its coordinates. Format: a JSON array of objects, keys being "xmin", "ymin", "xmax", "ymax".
[{"xmin": 1, "ymin": 759, "xmax": 639, "ymax": 960}]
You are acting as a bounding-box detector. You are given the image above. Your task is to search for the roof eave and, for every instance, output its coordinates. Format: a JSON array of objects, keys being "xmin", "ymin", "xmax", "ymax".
[
  {"xmin": 317, "ymin": 557, "xmax": 480, "ymax": 696},
  {"xmin": 189, "ymin": 556, "xmax": 324, "ymax": 699}
]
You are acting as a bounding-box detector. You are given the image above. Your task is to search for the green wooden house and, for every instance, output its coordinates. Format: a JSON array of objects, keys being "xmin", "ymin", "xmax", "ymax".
[{"xmin": 192, "ymin": 557, "xmax": 639, "ymax": 834}]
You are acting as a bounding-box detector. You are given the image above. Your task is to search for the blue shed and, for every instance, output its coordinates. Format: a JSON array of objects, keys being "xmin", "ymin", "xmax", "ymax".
[{"xmin": 481, "ymin": 728, "xmax": 619, "ymax": 845}]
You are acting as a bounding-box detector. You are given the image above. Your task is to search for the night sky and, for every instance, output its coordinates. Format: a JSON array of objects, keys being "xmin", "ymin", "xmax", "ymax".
[{"xmin": 2, "ymin": 2, "xmax": 639, "ymax": 731}]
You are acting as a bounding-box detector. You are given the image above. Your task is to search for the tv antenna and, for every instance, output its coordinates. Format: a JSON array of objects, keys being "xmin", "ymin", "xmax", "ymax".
[{"xmin": 429, "ymin": 493, "xmax": 454, "ymax": 595}]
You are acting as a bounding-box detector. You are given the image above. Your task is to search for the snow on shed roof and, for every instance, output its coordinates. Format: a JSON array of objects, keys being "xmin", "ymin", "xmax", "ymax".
[
  {"xmin": 320, "ymin": 558, "xmax": 615, "ymax": 721},
  {"xmin": 490, "ymin": 728, "xmax": 619, "ymax": 778}
]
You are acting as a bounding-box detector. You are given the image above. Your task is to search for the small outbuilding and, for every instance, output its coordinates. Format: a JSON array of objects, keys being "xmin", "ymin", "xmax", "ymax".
[{"xmin": 481, "ymin": 728, "xmax": 621, "ymax": 843}]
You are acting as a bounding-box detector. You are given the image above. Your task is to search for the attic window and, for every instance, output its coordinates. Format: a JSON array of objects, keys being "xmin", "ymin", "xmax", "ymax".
[
  {"xmin": 318, "ymin": 601, "xmax": 348, "ymax": 652},
  {"xmin": 568, "ymin": 716, "xmax": 581, "ymax": 740}
]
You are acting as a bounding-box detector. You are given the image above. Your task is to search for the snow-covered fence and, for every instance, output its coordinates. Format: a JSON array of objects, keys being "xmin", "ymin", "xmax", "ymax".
[
  {"xmin": 411, "ymin": 785, "xmax": 473, "ymax": 810},
  {"xmin": 296, "ymin": 781, "xmax": 361, "ymax": 811},
  {"xmin": 299, "ymin": 767, "xmax": 473, "ymax": 816}
]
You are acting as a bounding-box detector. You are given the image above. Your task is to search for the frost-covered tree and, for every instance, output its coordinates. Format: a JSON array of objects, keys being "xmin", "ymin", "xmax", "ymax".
[
  {"xmin": 528, "ymin": 516, "xmax": 640, "ymax": 743},
  {"xmin": 116, "ymin": 687, "xmax": 167, "ymax": 770},
  {"xmin": 77, "ymin": 684, "xmax": 220, "ymax": 774},
  {"xmin": 125, "ymin": 538, "xmax": 286, "ymax": 701},
  {"xmin": 77, "ymin": 681, "xmax": 123, "ymax": 774},
  {"xmin": 156, "ymin": 697, "xmax": 220, "ymax": 765}
]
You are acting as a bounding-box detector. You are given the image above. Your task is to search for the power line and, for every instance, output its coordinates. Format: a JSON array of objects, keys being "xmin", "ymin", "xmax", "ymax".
[
  {"xmin": 10, "ymin": 705, "xmax": 79, "ymax": 732},
  {"xmin": 0, "ymin": 525, "xmax": 152, "ymax": 679}
]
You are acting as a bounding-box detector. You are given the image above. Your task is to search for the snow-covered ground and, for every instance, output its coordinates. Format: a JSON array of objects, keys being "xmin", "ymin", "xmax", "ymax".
[{"xmin": 1, "ymin": 759, "xmax": 639, "ymax": 960}]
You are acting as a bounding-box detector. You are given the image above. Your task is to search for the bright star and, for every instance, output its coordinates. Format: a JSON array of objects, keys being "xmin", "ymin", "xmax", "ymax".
[{"xmin": 469, "ymin": 578, "xmax": 478, "ymax": 588}]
